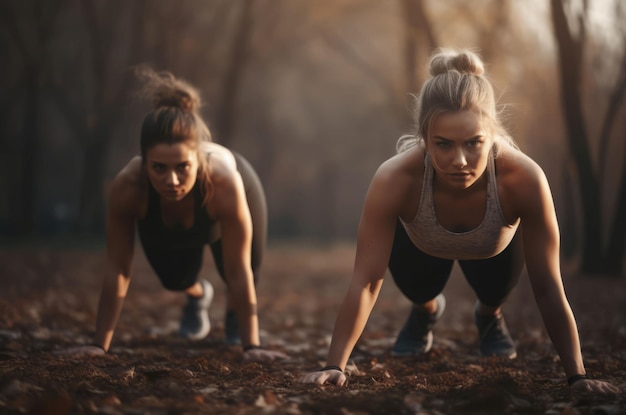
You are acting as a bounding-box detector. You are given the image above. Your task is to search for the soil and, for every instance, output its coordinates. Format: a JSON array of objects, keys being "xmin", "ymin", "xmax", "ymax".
[{"xmin": 0, "ymin": 243, "xmax": 624, "ymax": 415}]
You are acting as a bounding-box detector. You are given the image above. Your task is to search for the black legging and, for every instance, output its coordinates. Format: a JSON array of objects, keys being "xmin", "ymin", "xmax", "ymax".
[
  {"xmin": 140, "ymin": 153, "xmax": 267, "ymax": 291},
  {"xmin": 388, "ymin": 221, "xmax": 524, "ymax": 307}
]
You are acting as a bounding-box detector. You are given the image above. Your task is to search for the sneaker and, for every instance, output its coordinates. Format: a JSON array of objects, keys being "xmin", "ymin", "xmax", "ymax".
[
  {"xmin": 473, "ymin": 301, "xmax": 517, "ymax": 359},
  {"xmin": 179, "ymin": 280, "xmax": 214, "ymax": 340},
  {"xmin": 224, "ymin": 310, "xmax": 241, "ymax": 345},
  {"xmin": 392, "ymin": 294, "xmax": 446, "ymax": 356}
]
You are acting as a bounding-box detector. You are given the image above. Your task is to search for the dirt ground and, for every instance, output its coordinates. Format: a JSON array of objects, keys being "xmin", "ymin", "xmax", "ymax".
[{"xmin": 0, "ymin": 242, "xmax": 624, "ymax": 415}]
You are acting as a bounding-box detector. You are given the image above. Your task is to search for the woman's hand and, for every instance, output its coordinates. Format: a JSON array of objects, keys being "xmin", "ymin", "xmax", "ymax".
[
  {"xmin": 570, "ymin": 379, "xmax": 620, "ymax": 395},
  {"xmin": 300, "ymin": 369, "xmax": 347, "ymax": 386},
  {"xmin": 56, "ymin": 345, "xmax": 106, "ymax": 357},
  {"xmin": 243, "ymin": 347, "xmax": 288, "ymax": 362}
]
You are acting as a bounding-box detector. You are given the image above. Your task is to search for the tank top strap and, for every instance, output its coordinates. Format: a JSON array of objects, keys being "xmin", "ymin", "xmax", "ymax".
[
  {"xmin": 420, "ymin": 152, "xmax": 435, "ymax": 212},
  {"xmin": 486, "ymin": 149, "xmax": 497, "ymax": 195}
]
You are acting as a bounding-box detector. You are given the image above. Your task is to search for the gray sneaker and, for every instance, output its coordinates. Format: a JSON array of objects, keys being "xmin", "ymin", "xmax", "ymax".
[
  {"xmin": 473, "ymin": 301, "xmax": 517, "ymax": 359},
  {"xmin": 180, "ymin": 280, "xmax": 214, "ymax": 340},
  {"xmin": 392, "ymin": 294, "xmax": 446, "ymax": 356}
]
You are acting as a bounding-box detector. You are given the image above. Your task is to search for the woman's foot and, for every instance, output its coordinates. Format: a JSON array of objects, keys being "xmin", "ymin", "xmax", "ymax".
[
  {"xmin": 179, "ymin": 280, "xmax": 214, "ymax": 340},
  {"xmin": 392, "ymin": 294, "xmax": 446, "ymax": 356},
  {"xmin": 473, "ymin": 301, "xmax": 516, "ymax": 359}
]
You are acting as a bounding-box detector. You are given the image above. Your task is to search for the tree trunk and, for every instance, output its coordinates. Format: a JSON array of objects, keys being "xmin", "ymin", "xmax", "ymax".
[
  {"xmin": 402, "ymin": 0, "xmax": 437, "ymax": 96},
  {"xmin": 76, "ymin": 133, "xmax": 108, "ymax": 233},
  {"xmin": 550, "ymin": 0, "xmax": 605, "ymax": 274},
  {"xmin": 18, "ymin": 76, "xmax": 41, "ymax": 235},
  {"xmin": 604, "ymin": 156, "xmax": 626, "ymax": 274},
  {"xmin": 214, "ymin": 0, "xmax": 254, "ymax": 146}
]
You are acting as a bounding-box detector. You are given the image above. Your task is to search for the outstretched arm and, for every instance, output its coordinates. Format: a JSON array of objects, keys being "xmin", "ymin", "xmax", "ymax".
[
  {"xmin": 301, "ymin": 165, "xmax": 402, "ymax": 386},
  {"xmin": 93, "ymin": 200, "xmax": 136, "ymax": 352},
  {"xmin": 61, "ymin": 173, "xmax": 137, "ymax": 356},
  {"xmin": 212, "ymin": 160, "xmax": 285, "ymax": 362},
  {"xmin": 520, "ymin": 165, "xmax": 618, "ymax": 394}
]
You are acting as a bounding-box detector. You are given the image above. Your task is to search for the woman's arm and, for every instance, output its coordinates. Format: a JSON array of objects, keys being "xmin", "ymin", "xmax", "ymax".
[
  {"xmin": 302, "ymin": 163, "xmax": 406, "ymax": 385},
  {"xmin": 210, "ymin": 155, "xmax": 285, "ymax": 361},
  {"xmin": 518, "ymin": 166, "xmax": 584, "ymax": 376},
  {"xmin": 93, "ymin": 182, "xmax": 137, "ymax": 352},
  {"xmin": 61, "ymin": 168, "xmax": 138, "ymax": 356},
  {"xmin": 212, "ymin": 167, "xmax": 258, "ymax": 349},
  {"xmin": 518, "ymin": 162, "xmax": 618, "ymax": 394}
]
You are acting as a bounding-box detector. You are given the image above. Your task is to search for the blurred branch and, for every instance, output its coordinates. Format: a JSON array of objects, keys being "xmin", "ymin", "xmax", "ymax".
[
  {"xmin": 214, "ymin": 0, "xmax": 254, "ymax": 145},
  {"xmin": 79, "ymin": 0, "xmax": 107, "ymax": 114},
  {"xmin": 0, "ymin": 3, "xmax": 33, "ymax": 65},
  {"xmin": 320, "ymin": 29, "xmax": 400, "ymax": 108},
  {"xmin": 454, "ymin": 0, "xmax": 510, "ymax": 61},
  {"xmin": 253, "ymin": 0, "xmax": 380, "ymax": 64},
  {"xmin": 402, "ymin": 0, "xmax": 437, "ymax": 97},
  {"xmin": 605, "ymin": 149, "xmax": 626, "ymax": 272},
  {"xmin": 597, "ymin": 0, "xmax": 626, "ymax": 183},
  {"xmin": 598, "ymin": 51, "xmax": 626, "ymax": 181},
  {"xmin": 47, "ymin": 83, "xmax": 84, "ymax": 138},
  {"xmin": 549, "ymin": 0, "xmax": 626, "ymax": 274}
]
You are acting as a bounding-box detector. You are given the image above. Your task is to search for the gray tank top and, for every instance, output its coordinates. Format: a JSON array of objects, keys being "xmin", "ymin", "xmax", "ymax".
[{"xmin": 400, "ymin": 152, "xmax": 520, "ymax": 260}]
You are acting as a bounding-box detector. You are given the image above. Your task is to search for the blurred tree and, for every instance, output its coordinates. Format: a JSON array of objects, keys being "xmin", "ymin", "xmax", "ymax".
[
  {"xmin": 0, "ymin": 0, "xmax": 67, "ymax": 235},
  {"xmin": 550, "ymin": 0, "xmax": 626, "ymax": 275},
  {"xmin": 47, "ymin": 0, "xmax": 149, "ymax": 233},
  {"xmin": 402, "ymin": 0, "xmax": 437, "ymax": 103},
  {"xmin": 54, "ymin": 0, "xmax": 263, "ymax": 233},
  {"xmin": 213, "ymin": 0, "xmax": 254, "ymax": 147}
]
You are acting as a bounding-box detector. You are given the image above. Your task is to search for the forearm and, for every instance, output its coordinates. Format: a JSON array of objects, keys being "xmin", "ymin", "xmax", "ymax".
[
  {"xmin": 228, "ymin": 271, "xmax": 259, "ymax": 347},
  {"xmin": 535, "ymin": 292, "xmax": 585, "ymax": 377},
  {"xmin": 326, "ymin": 280, "xmax": 381, "ymax": 369},
  {"xmin": 93, "ymin": 273, "xmax": 131, "ymax": 351}
]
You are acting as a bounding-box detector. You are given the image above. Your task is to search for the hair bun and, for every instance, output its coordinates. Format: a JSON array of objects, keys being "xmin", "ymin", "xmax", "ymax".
[
  {"xmin": 154, "ymin": 89, "xmax": 197, "ymax": 111},
  {"xmin": 429, "ymin": 48, "xmax": 485, "ymax": 77},
  {"xmin": 134, "ymin": 66, "xmax": 201, "ymax": 112}
]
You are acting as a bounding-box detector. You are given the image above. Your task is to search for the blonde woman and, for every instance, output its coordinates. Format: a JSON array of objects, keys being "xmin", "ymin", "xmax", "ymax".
[{"xmin": 301, "ymin": 49, "xmax": 618, "ymax": 393}]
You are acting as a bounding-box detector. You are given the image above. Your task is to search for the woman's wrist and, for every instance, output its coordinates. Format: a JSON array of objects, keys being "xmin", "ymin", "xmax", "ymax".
[{"xmin": 567, "ymin": 373, "xmax": 588, "ymax": 386}]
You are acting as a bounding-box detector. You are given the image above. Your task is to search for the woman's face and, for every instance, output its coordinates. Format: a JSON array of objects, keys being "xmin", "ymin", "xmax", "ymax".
[
  {"xmin": 425, "ymin": 109, "xmax": 493, "ymax": 190},
  {"xmin": 145, "ymin": 142, "xmax": 199, "ymax": 202}
]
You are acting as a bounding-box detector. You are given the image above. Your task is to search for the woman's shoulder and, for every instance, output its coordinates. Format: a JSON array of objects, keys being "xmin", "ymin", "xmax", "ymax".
[
  {"xmin": 496, "ymin": 146, "xmax": 547, "ymax": 185},
  {"xmin": 203, "ymin": 142, "xmax": 239, "ymax": 183},
  {"xmin": 380, "ymin": 144, "xmax": 425, "ymax": 175},
  {"xmin": 368, "ymin": 145, "xmax": 426, "ymax": 215},
  {"xmin": 108, "ymin": 156, "xmax": 147, "ymax": 217},
  {"xmin": 495, "ymin": 145, "xmax": 552, "ymax": 213}
]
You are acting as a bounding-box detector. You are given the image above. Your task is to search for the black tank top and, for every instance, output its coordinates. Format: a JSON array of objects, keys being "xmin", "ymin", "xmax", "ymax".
[{"xmin": 137, "ymin": 180, "xmax": 220, "ymax": 251}]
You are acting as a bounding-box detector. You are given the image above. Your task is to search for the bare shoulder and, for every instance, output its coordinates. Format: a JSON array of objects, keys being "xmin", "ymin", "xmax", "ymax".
[
  {"xmin": 376, "ymin": 145, "xmax": 425, "ymax": 185},
  {"xmin": 496, "ymin": 146, "xmax": 548, "ymax": 189},
  {"xmin": 368, "ymin": 145, "xmax": 425, "ymax": 218},
  {"xmin": 203, "ymin": 142, "xmax": 239, "ymax": 187},
  {"xmin": 496, "ymin": 146, "xmax": 552, "ymax": 217},
  {"xmin": 201, "ymin": 143, "xmax": 245, "ymax": 218},
  {"xmin": 108, "ymin": 156, "xmax": 147, "ymax": 218}
]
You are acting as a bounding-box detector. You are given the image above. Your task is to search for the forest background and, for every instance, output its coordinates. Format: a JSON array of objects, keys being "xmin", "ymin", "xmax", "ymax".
[{"xmin": 0, "ymin": 0, "xmax": 624, "ymax": 277}]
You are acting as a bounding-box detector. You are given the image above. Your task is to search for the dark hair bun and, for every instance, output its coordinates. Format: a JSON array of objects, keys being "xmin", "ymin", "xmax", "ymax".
[{"xmin": 134, "ymin": 66, "xmax": 201, "ymax": 112}]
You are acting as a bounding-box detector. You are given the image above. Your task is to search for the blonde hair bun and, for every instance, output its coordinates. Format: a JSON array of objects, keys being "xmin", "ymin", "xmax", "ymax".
[{"xmin": 429, "ymin": 48, "xmax": 485, "ymax": 77}]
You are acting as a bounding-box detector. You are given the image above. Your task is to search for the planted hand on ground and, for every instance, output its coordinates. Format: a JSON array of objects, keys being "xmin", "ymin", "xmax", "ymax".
[
  {"xmin": 300, "ymin": 369, "xmax": 346, "ymax": 386},
  {"xmin": 570, "ymin": 379, "xmax": 620, "ymax": 395},
  {"xmin": 56, "ymin": 345, "xmax": 106, "ymax": 357},
  {"xmin": 243, "ymin": 348, "xmax": 288, "ymax": 362}
]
